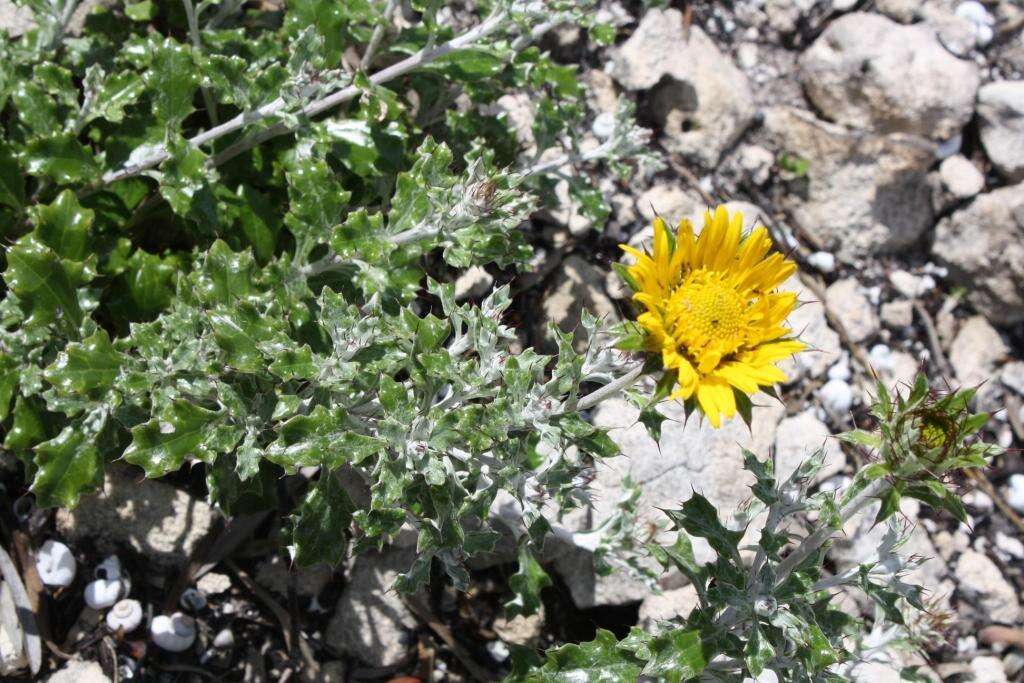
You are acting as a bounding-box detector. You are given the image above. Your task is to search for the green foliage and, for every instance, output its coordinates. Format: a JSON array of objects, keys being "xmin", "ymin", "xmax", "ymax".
[
  {"xmin": 516, "ymin": 377, "xmax": 1003, "ymax": 681},
  {"xmin": 0, "ymin": 0, "xmax": 655, "ymax": 601}
]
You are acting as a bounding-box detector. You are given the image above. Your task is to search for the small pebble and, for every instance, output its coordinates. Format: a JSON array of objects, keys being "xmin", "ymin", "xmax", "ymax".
[
  {"xmin": 1005, "ymin": 474, "xmax": 1024, "ymax": 513},
  {"xmin": 213, "ymin": 628, "xmax": 235, "ymax": 649},
  {"xmin": 995, "ymin": 531, "xmax": 1024, "ymax": 560},
  {"xmin": 807, "ymin": 251, "xmax": 836, "ymax": 273},
  {"xmin": 819, "ymin": 378, "xmax": 854, "ymax": 416}
]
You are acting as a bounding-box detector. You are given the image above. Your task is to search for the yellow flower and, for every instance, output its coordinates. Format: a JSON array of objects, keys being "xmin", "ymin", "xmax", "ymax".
[{"xmin": 620, "ymin": 205, "xmax": 805, "ymax": 428}]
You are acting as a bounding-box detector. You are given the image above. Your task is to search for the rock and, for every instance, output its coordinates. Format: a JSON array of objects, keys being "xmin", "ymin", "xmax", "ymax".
[
  {"xmin": 492, "ymin": 609, "xmax": 544, "ymax": 646},
  {"xmin": 880, "ymin": 300, "xmax": 913, "ymax": 328},
  {"xmin": 539, "ymin": 255, "xmax": 617, "ymax": 351},
  {"xmin": 764, "ymin": 0, "xmax": 815, "ymax": 33},
  {"xmin": 806, "ymin": 251, "xmax": 836, "ymax": 273},
  {"xmin": 638, "ymin": 585, "xmax": 699, "ymax": 629},
  {"xmin": 634, "ymin": 184, "xmax": 703, "ymax": 225},
  {"xmin": 955, "ymin": 549, "xmax": 1022, "ymax": 624},
  {"xmin": 196, "ymin": 572, "xmax": 231, "ymax": 596},
  {"xmin": 325, "ymin": 544, "xmax": 417, "ymax": 668},
  {"xmin": 932, "ymin": 182, "xmax": 1024, "ymax": 325},
  {"xmin": 1, "ymin": 582, "xmax": 26, "ymax": 676},
  {"xmin": 849, "ymin": 662, "xmax": 902, "ymax": 683},
  {"xmin": 47, "ymin": 660, "xmax": 111, "ymax": 683},
  {"xmin": 611, "ymin": 9, "xmax": 754, "ymax": 167},
  {"xmin": 777, "ymin": 273, "xmax": 841, "ymax": 381},
  {"xmin": 888, "ymin": 270, "xmax": 935, "ymax": 299},
  {"xmin": 977, "ymin": 81, "xmax": 1024, "ymax": 182},
  {"xmin": 994, "ymin": 531, "xmax": 1024, "ymax": 561},
  {"xmin": 939, "ymin": 155, "xmax": 985, "ymax": 198},
  {"xmin": 875, "ymin": 0, "xmax": 920, "ymax": 22},
  {"xmin": 798, "ymin": 13, "xmax": 979, "ymax": 140},
  {"xmin": 55, "ymin": 465, "xmax": 217, "ymax": 570},
  {"xmin": 1004, "ymin": 474, "xmax": 1024, "ymax": 514},
  {"xmin": 454, "ymin": 266, "xmax": 493, "ymax": 301},
  {"xmin": 774, "ymin": 410, "xmax": 846, "ymax": 481},
  {"xmin": 868, "ymin": 345, "xmax": 920, "ymax": 390},
  {"xmin": 825, "ymin": 279, "xmax": 879, "ymax": 343},
  {"xmin": 737, "ymin": 145, "xmax": 775, "ymax": 185},
  {"xmin": 970, "ymin": 656, "xmax": 1008, "ymax": 683},
  {"xmin": 0, "ymin": 0, "xmax": 33, "ymax": 37},
  {"xmin": 762, "ymin": 107, "xmax": 935, "ymax": 262},
  {"xmin": 819, "ymin": 378, "xmax": 855, "ymax": 417},
  {"xmin": 255, "ymin": 556, "xmax": 332, "ymax": 598},
  {"xmin": 553, "ymin": 395, "xmax": 784, "ymax": 608},
  {"xmin": 949, "ymin": 316, "xmax": 1007, "ymax": 387},
  {"xmin": 1001, "ymin": 362, "xmax": 1024, "ymax": 396}
]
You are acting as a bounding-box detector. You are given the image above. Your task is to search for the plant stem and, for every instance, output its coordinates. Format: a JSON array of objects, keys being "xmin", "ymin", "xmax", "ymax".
[
  {"xmin": 575, "ymin": 363, "xmax": 644, "ymax": 412},
  {"xmin": 181, "ymin": 0, "xmax": 219, "ymax": 125},
  {"xmin": 772, "ymin": 477, "xmax": 889, "ymax": 587},
  {"xmin": 360, "ymin": 0, "xmax": 398, "ymax": 71},
  {"xmin": 101, "ymin": 10, "xmax": 510, "ymax": 186}
]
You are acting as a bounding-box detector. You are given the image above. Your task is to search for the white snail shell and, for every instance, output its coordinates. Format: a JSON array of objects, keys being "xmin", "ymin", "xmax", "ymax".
[
  {"xmin": 105, "ymin": 599, "xmax": 143, "ymax": 632},
  {"xmin": 150, "ymin": 612, "xmax": 196, "ymax": 652},
  {"xmin": 179, "ymin": 587, "xmax": 207, "ymax": 612},
  {"xmin": 84, "ymin": 577, "xmax": 125, "ymax": 609},
  {"xmin": 36, "ymin": 540, "xmax": 76, "ymax": 588},
  {"xmin": 95, "ymin": 555, "xmax": 123, "ymax": 581}
]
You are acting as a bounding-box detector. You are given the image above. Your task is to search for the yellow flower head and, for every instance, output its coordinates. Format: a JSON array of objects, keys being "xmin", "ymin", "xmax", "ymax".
[{"xmin": 620, "ymin": 206, "xmax": 805, "ymax": 428}]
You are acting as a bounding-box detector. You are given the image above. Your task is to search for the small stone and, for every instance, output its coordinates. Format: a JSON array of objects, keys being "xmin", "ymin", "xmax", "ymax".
[
  {"xmin": 949, "ymin": 316, "xmax": 1007, "ymax": 388},
  {"xmin": 778, "ymin": 274, "xmax": 841, "ymax": 380},
  {"xmin": 970, "ymin": 656, "xmax": 1009, "ymax": 683},
  {"xmin": 807, "ymin": 251, "xmax": 836, "ymax": 273},
  {"xmin": 737, "ymin": 145, "xmax": 774, "ymax": 185},
  {"xmin": 47, "ymin": 660, "xmax": 111, "ymax": 683},
  {"xmin": 55, "ymin": 465, "xmax": 217, "ymax": 570},
  {"xmin": 212, "ymin": 628, "xmax": 235, "ymax": 649},
  {"xmin": 995, "ymin": 531, "xmax": 1024, "ymax": 560},
  {"xmin": 798, "ymin": 13, "xmax": 979, "ymax": 140},
  {"xmin": 773, "ymin": 410, "xmax": 846, "ymax": 482},
  {"xmin": 825, "ymin": 279, "xmax": 879, "ymax": 343},
  {"xmin": 1004, "ymin": 474, "xmax": 1024, "ymax": 513},
  {"xmin": 939, "ymin": 155, "xmax": 985, "ymax": 198},
  {"xmin": 955, "ymin": 549, "xmax": 1023, "ymax": 624},
  {"xmin": 638, "ymin": 585, "xmax": 699, "ymax": 629},
  {"xmin": 819, "ymin": 378, "xmax": 854, "ymax": 417},
  {"xmin": 539, "ymin": 256, "xmax": 618, "ymax": 351},
  {"xmin": 880, "ymin": 300, "xmax": 913, "ymax": 328},
  {"xmin": 255, "ymin": 555, "xmax": 332, "ymax": 599},
  {"xmin": 963, "ymin": 490, "xmax": 993, "ymax": 513},
  {"xmin": 737, "ymin": 42, "xmax": 759, "ymax": 70},
  {"xmin": 196, "ymin": 572, "xmax": 231, "ymax": 596},
  {"xmin": 1000, "ymin": 362, "xmax": 1024, "ymax": 395},
  {"xmin": 492, "ymin": 609, "xmax": 544, "ymax": 646},
  {"xmin": 977, "ymin": 82, "xmax": 1024, "ymax": 182},
  {"xmin": 888, "ymin": 270, "xmax": 933, "ymax": 298},
  {"xmin": 612, "ymin": 9, "xmax": 754, "ymax": 167},
  {"xmin": 933, "ymin": 182, "xmax": 1024, "ymax": 324},
  {"xmin": 454, "ymin": 266, "xmax": 494, "ymax": 301},
  {"xmin": 634, "ymin": 184, "xmax": 702, "ymax": 224},
  {"xmin": 325, "ymin": 545, "xmax": 418, "ymax": 667},
  {"xmin": 827, "ymin": 357, "xmax": 851, "ymax": 381}
]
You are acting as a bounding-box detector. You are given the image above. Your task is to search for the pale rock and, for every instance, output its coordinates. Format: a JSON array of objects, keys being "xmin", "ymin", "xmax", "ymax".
[
  {"xmin": 955, "ymin": 1, "xmax": 996, "ymax": 46},
  {"xmin": 955, "ymin": 549, "xmax": 1023, "ymax": 624},
  {"xmin": 634, "ymin": 184, "xmax": 703, "ymax": 225},
  {"xmin": 880, "ymin": 300, "xmax": 913, "ymax": 328},
  {"xmin": 875, "ymin": 0, "xmax": 920, "ymax": 22},
  {"xmin": 963, "ymin": 489, "xmax": 993, "ymax": 513},
  {"xmin": 255, "ymin": 555, "xmax": 332, "ymax": 598},
  {"xmin": 1004, "ymin": 474, "xmax": 1024, "ymax": 513},
  {"xmin": 825, "ymin": 279, "xmax": 879, "ymax": 343},
  {"xmin": 888, "ymin": 270, "xmax": 934, "ymax": 299},
  {"xmin": 949, "ymin": 316, "xmax": 1007, "ymax": 387},
  {"xmin": 492, "ymin": 609, "xmax": 543, "ymax": 646},
  {"xmin": 933, "ymin": 182, "xmax": 1024, "ymax": 324},
  {"xmin": 798, "ymin": 13, "xmax": 979, "ymax": 140},
  {"xmin": 764, "ymin": 0, "xmax": 815, "ymax": 33},
  {"xmin": 977, "ymin": 81, "xmax": 1024, "ymax": 182},
  {"xmin": 638, "ymin": 585, "xmax": 699, "ymax": 630},
  {"xmin": 819, "ymin": 378, "xmax": 854, "ymax": 417},
  {"xmin": 850, "ymin": 662, "xmax": 902, "ymax": 682},
  {"xmin": 940, "ymin": 155, "xmax": 985, "ymax": 198},
  {"xmin": 490, "ymin": 93, "xmax": 536, "ymax": 153},
  {"xmin": 612, "ymin": 9, "xmax": 754, "ymax": 167},
  {"xmin": 1001, "ymin": 361, "xmax": 1024, "ymax": 395},
  {"xmin": 539, "ymin": 255, "xmax": 618, "ymax": 351},
  {"xmin": 807, "ymin": 251, "xmax": 836, "ymax": 273},
  {"xmin": 933, "ymin": 529, "xmax": 970, "ymax": 560},
  {"xmin": 737, "ymin": 145, "xmax": 774, "ymax": 185},
  {"xmin": 325, "ymin": 545, "xmax": 417, "ymax": 667},
  {"xmin": 1, "ymin": 582, "xmax": 26, "ymax": 676},
  {"xmin": 778, "ymin": 273, "xmax": 841, "ymax": 381},
  {"xmin": 773, "ymin": 410, "xmax": 846, "ymax": 481},
  {"xmin": 55, "ymin": 465, "xmax": 217, "ymax": 570},
  {"xmin": 762, "ymin": 107, "xmax": 935, "ymax": 262},
  {"xmin": 196, "ymin": 572, "xmax": 231, "ymax": 596},
  {"xmin": 828, "ymin": 356, "xmax": 851, "ymax": 381},
  {"xmin": 454, "ymin": 266, "xmax": 494, "ymax": 301},
  {"xmin": 553, "ymin": 396, "xmax": 784, "ymax": 608},
  {"xmin": 970, "ymin": 656, "xmax": 1008, "ymax": 683},
  {"xmin": 994, "ymin": 531, "xmax": 1024, "ymax": 560},
  {"xmin": 737, "ymin": 42, "xmax": 759, "ymax": 70},
  {"xmin": 583, "ymin": 69, "xmax": 619, "ymax": 115},
  {"xmin": 47, "ymin": 660, "xmax": 111, "ymax": 683}
]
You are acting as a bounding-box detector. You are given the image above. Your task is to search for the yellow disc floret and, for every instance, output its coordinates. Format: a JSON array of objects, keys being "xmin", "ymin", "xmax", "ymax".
[{"xmin": 620, "ymin": 205, "xmax": 805, "ymax": 427}]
